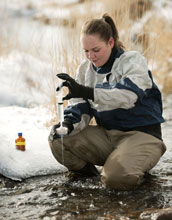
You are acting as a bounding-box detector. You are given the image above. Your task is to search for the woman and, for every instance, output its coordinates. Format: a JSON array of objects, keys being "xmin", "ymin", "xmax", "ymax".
[{"xmin": 48, "ymin": 13, "xmax": 166, "ymax": 190}]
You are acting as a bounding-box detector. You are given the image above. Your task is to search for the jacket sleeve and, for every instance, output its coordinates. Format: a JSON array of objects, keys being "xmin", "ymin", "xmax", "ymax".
[
  {"xmin": 94, "ymin": 51, "xmax": 153, "ymax": 110},
  {"xmin": 64, "ymin": 61, "xmax": 93, "ymax": 135}
]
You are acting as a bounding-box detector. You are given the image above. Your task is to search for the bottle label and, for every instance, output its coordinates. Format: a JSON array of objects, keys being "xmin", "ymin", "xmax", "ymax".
[{"xmin": 16, "ymin": 142, "xmax": 25, "ymax": 146}]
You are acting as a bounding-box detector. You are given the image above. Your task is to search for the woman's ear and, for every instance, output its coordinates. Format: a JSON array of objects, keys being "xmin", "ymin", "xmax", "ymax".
[{"xmin": 109, "ymin": 37, "xmax": 114, "ymax": 48}]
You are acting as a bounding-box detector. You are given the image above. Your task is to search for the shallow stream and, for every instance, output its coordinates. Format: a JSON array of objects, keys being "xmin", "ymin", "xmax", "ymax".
[{"xmin": 1, "ymin": 162, "xmax": 172, "ymax": 220}]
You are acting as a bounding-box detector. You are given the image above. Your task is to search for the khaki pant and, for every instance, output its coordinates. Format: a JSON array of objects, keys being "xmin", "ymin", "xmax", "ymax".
[{"xmin": 48, "ymin": 125, "xmax": 166, "ymax": 190}]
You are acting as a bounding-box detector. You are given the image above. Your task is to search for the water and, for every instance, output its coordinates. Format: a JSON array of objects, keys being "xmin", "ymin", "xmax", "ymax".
[
  {"xmin": 60, "ymin": 136, "xmax": 65, "ymax": 167},
  {"xmin": 1, "ymin": 167, "xmax": 172, "ymax": 220}
]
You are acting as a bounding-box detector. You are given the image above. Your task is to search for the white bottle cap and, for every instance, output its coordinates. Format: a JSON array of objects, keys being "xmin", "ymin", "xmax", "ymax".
[{"xmin": 56, "ymin": 126, "xmax": 68, "ymax": 136}]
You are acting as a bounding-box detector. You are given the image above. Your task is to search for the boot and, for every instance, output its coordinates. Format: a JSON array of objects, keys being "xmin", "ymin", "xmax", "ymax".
[{"xmin": 68, "ymin": 163, "xmax": 100, "ymax": 180}]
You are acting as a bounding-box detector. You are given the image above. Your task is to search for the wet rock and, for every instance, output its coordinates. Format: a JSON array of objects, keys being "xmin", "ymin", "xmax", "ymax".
[
  {"xmin": 0, "ymin": 175, "xmax": 21, "ymax": 188},
  {"xmin": 157, "ymin": 212, "xmax": 172, "ymax": 220},
  {"xmin": 140, "ymin": 207, "xmax": 172, "ymax": 220},
  {"xmin": 15, "ymin": 187, "xmax": 33, "ymax": 195}
]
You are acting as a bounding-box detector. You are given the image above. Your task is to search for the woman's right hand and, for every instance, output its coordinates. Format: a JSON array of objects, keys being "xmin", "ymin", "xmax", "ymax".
[{"xmin": 50, "ymin": 120, "xmax": 74, "ymax": 140}]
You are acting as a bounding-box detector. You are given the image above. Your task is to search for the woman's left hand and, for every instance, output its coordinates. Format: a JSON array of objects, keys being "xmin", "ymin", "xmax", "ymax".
[{"xmin": 56, "ymin": 73, "xmax": 94, "ymax": 101}]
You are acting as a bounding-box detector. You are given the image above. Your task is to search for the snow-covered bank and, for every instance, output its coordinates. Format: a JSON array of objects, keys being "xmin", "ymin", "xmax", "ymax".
[{"xmin": 0, "ymin": 106, "xmax": 67, "ymax": 181}]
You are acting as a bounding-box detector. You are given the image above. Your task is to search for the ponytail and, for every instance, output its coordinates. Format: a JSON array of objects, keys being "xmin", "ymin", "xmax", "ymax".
[
  {"xmin": 81, "ymin": 13, "xmax": 124, "ymax": 50},
  {"xmin": 102, "ymin": 13, "xmax": 124, "ymax": 50}
]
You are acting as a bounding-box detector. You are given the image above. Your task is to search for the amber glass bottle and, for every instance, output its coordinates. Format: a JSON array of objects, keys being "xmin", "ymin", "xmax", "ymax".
[{"xmin": 15, "ymin": 133, "xmax": 25, "ymax": 151}]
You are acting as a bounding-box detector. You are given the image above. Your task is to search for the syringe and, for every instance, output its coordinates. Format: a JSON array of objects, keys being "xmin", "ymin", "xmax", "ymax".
[{"xmin": 55, "ymin": 80, "xmax": 68, "ymax": 136}]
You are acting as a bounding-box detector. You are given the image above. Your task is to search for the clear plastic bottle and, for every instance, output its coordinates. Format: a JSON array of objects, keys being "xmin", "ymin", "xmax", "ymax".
[
  {"xmin": 15, "ymin": 133, "xmax": 26, "ymax": 151},
  {"xmin": 56, "ymin": 79, "xmax": 68, "ymax": 136}
]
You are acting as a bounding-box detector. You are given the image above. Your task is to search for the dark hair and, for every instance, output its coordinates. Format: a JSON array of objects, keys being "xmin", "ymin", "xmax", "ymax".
[{"xmin": 81, "ymin": 13, "xmax": 124, "ymax": 50}]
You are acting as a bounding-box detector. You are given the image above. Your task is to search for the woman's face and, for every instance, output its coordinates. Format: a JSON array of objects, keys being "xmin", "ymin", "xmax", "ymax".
[{"xmin": 81, "ymin": 34, "xmax": 114, "ymax": 67}]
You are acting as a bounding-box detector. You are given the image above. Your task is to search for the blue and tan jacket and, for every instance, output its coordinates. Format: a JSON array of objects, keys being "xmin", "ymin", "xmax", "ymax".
[{"xmin": 64, "ymin": 49, "xmax": 164, "ymax": 137}]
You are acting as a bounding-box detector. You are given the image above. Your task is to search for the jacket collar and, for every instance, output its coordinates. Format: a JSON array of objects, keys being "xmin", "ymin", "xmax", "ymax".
[{"xmin": 92, "ymin": 47, "xmax": 124, "ymax": 74}]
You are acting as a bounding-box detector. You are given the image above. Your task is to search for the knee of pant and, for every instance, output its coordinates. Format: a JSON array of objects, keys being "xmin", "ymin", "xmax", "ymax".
[
  {"xmin": 101, "ymin": 162, "xmax": 142, "ymax": 190},
  {"xmin": 101, "ymin": 173, "xmax": 141, "ymax": 190}
]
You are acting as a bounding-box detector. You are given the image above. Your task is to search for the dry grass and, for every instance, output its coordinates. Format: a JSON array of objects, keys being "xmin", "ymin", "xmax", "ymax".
[
  {"xmin": 142, "ymin": 17, "xmax": 172, "ymax": 93},
  {"xmin": 75, "ymin": 0, "xmax": 172, "ymax": 93},
  {"xmin": 44, "ymin": 0, "xmax": 172, "ymax": 124},
  {"xmin": 0, "ymin": 35, "xmax": 13, "ymax": 56},
  {"xmin": 52, "ymin": 0, "xmax": 172, "ymax": 94},
  {"xmin": 0, "ymin": 0, "xmax": 172, "ymax": 125},
  {"xmin": 46, "ymin": 30, "xmax": 84, "ymax": 123}
]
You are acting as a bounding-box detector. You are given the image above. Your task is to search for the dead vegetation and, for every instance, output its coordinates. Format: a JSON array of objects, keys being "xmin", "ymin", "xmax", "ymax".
[
  {"xmin": 0, "ymin": 0, "xmax": 172, "ymax": 97},
  {"xmin": 31, "ymin": 0, "xmax": 172, "ymax": 122}
]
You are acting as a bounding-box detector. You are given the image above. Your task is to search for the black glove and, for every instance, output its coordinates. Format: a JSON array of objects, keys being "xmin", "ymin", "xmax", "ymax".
[
  {"xmin": 51, "ymin": 120, "xmax": 74, "ymax": 140},
  {"xmin": 56, "ymin": 73, "xmax": 94, "ymax": 101}
]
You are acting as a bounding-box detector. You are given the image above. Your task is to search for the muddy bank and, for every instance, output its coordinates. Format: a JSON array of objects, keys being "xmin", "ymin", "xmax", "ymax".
[{"xmin": 0, "ymin": 169, "xmax": 172, "ymax": 220}]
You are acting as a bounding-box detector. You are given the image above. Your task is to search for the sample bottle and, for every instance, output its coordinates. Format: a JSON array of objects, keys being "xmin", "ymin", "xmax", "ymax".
[
  {"xmin": 15, "ymin": 133, "xmax": 26, "ymax": 151},
  {"xmin": 56, "ymin": 78, "xmax": 68, "ymax": 136}
]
